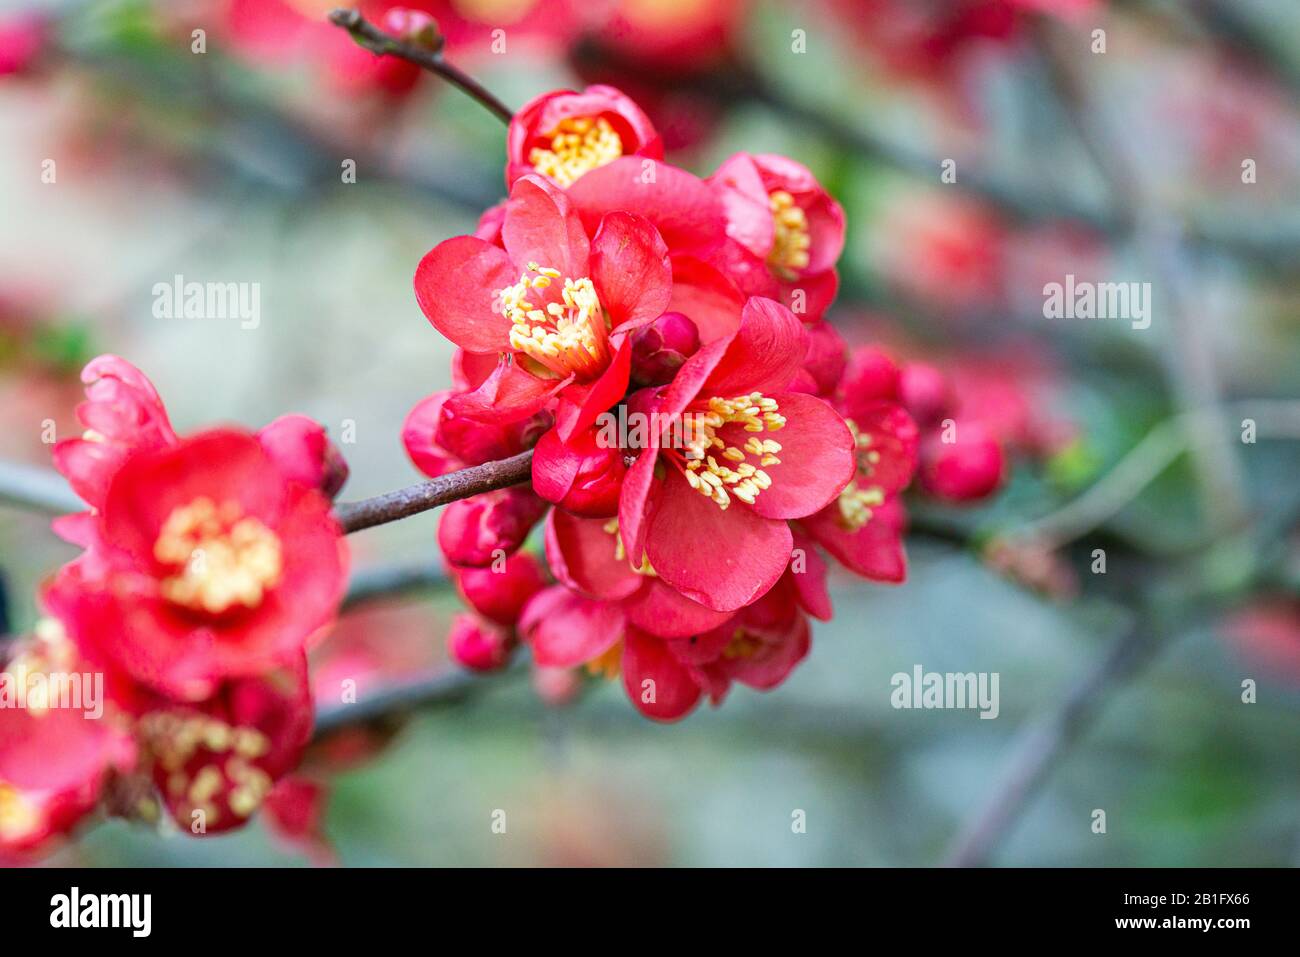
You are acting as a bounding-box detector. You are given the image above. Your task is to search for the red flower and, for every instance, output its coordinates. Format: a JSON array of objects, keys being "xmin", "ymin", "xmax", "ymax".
[
  {"xmin": 613, "ymin": 298, "xmax": 856, "ymax": 612},
  {"xmin": 446, "ymin": 613, "xmax": 515, "ymax": 672},
  {"xmin": 506, "ymin": 85, "xmax": 663, "ymax": 189},
  {"xmin": 0, "ymin": 626, "xmax": 135, "ymax": 857},
  {"xmin": 414, "ymin": 174, "xmax": 672, "ymax": 441},
  {"xmin": 710, "ymin": 153, "xmax": 846, "ymax": 322},
  {"xmin": 134, "ymin": 658, "xmax": 314, "ymax": 835},
  {"xmin": 47, "ymin": 430, "xmax": 348, "ymax": 701}
]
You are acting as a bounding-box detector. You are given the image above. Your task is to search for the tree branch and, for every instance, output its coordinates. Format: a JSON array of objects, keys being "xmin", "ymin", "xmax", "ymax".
[
  {"xmin": 334, "ymin": 449, "xmax": 534, "ymax": 533},
  {"xmin": 327, "ymin": 8, "xmax": 513, "ymax": 124}
]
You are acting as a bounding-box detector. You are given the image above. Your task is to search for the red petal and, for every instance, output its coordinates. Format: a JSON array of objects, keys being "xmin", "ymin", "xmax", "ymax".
[
  {"xmin": 590, "ymin": 212, "xmax": 672, "ymax": 333},
  {"xmin": 567, "ymin": 158, "xmax": 727, "ymax": 252},
  {"xmin": 725, "ymin": 392, "xmax": 855, "ymax": 520},
  {"xmin": 645, "ymin": 470, "xmax": 792, "ymax": 612},
  {"xmin": 519, "ymin": 586, "xmax": 623, "ymax": 667},
  {"xmin": 622, "ymin": 578, "xmax": 733, "ymax": 638},
  {"xmin": 621, "ymin": 627, "xmax": 702, "ymax": 721},
  {"xmin": 702, "ymin": 297, "xmax": 808, "ymax": 398},
  {"xmin": 553, "ymin": 334, "xmax": 632, "ymax": 442},
  {"xmin": 414, "ymin": 236, "xmax": 514, "ymax": 353},
  {"xmin": 544, "ymin": 508, "xmax": 642, "ymax": 601},
  {"xmin": 666, "ymin": 253, "xmax": 745, "ymax": 344},
  {"xmin": 800, "ymin": 498, "xmax": 908, "ymax": 584},
  {"xmin": 503, "ymin": 174, "xmax": 590, "ymax": 278},
  {"xmin": 446, "ymin": 361, "xmax": 573, "ymax": 424}
]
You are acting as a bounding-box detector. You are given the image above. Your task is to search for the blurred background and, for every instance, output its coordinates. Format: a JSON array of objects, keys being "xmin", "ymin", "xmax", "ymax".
[{"xmin": 1, "ymin": 0, "xmax": 1298, "ymax": 866}]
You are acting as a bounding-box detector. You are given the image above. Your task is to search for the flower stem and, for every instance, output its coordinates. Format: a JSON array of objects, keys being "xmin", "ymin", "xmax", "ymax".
[
  {"xmin": 334, "ymin": 449, "xmax": 534, "ymax": 534},
  {"xmin": 327, "ymin": 8, "xmax": 513, "ymax": 124}
]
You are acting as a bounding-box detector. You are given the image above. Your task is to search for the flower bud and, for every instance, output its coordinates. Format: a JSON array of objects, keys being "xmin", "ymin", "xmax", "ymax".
[
  {"xmin": 381, "ymin": 9, "xmax": 441, "ymax": 50},
  {"xmin": 898, "ymin": 362, "xmax": 954, "ymax": 429},
  {"xmin": 454, "ymin": 551, "xmax": 547, "ymax": 627},
  {"xmin": 447, "ymin": 613, "xmax": 514, "ymax": 672},
  {"xmin": 258, "ymin": 414, "xmax": 350, "ymax": 498},
  {"xmin": 630, "ymin": 312, "xmax": 699, "ymax": 387},
  {"xmin": 437, "ymin": 487, "xmax": 547, "ymax": 568},
  {"xmin": 918, "ymin": 422, "xmax": 1005, "ymax": 503}
]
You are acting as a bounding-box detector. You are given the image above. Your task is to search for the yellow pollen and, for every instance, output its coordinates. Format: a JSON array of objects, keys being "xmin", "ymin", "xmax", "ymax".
[
  {"xmin": 768, "ymin": 190, "xmax": 812, "ymax": 281},
  {"xmin": 602, "ymin": 518, "xmax": 655, "ymax": 576},
  {"xmin": 0, "ymin": 781, "xmax": 41, "ymax": 842},
  {"xmin": 528, "ymin": 116, "xmax": 624, "ymax": 187},
  {"xmin": 722, "ymin": 628, "xmax": 763, "ymax": 660},
  {"xmin": 836, "ymin": 481, "xmax": 885, "ymax": 532},
  {"xmin": 585, "ymin": 639, "xmax": 624, "ymax": 680},
  {"xmin": 500, "ymin": 263, "xmax": 610, "ymax": 380},
  {"xmin": 680, "ymin": 393, "xmax": 784, "ymax": 511},
  {"xmin": 153, "ymin": 497, "xmax": 283, "ymax": 615}
]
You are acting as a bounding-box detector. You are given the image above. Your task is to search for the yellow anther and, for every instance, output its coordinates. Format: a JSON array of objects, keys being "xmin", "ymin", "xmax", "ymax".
[
  {"xmin": 528, "ymin": 116, "xmax": 624, "ymax": 187},
  {"xmin": 768, "ymin": 190, "xmax": 812, "ymax": 280},
  {"xmin": 154, "ymin": 498, "xmax": 282, "ymax": 615},
  {"xmin": 500, "ymin": 264, "xmax": 610, "ymax": 379}
]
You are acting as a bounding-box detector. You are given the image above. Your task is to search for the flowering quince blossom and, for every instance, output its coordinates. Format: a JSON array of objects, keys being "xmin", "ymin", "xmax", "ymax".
[
  {"xmin": 43, "ymin": 356, "xmax": 350, "ymax": 703},
  {"xmin": 507, "ymin": 85, "xmax": 663, "ymax": 188}
]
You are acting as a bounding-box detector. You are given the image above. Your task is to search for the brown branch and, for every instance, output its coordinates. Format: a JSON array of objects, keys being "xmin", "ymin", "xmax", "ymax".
[
  {"xmin": 327, "ymin": 8, "xmax": 513, "ymax": 124},
  {"xmin": 334, "ymin": 449, "xmax": 534, "ymax": 534}
]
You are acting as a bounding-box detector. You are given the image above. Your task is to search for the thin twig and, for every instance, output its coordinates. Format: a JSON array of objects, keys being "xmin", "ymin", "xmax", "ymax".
[
  {"xmin": 0, "ymin": 461, "xmax": 82, "ymax": 515},
  {"xmin": 334, "ymin": 449, "xmax": 534, "ymax": 533},
  {"xmin": 327, "ymin": 8, "xmax": 513, "ymax": 124},
  {"xmin": 943, "ymin": 615, "xmax": 1169, "ymax": 867}
]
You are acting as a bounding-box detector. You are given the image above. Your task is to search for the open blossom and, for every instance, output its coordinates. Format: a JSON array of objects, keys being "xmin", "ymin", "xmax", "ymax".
[
  {"xmin": 44, "ymin": 356, "xmax": 349, "ymax": 702},
  {"xmin": 507, "ymin": 85, "xmax": 663, "ymax": 188},
  {"xmin": 415, "ymin": 174, "xmax": 672, "ymax": 441},
  {"xmin": 611, "ymin": 297, "xmax": 856, "ymax": 612},
  {"xmin": 710, "ymin": 153, "xmax": 846, "ymax": 322},
  {"xmin": 0, "ymin": 625, "xmax": 135, "ymax": 858},
  {"xmin": 134, "ymin": 657, "xmax": 314, "ymax": 834}
]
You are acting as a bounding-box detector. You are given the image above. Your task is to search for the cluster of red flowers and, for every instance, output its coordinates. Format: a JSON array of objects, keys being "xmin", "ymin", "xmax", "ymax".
[
  {"xmin": 403, "ymin": 85, "xmax": 921, "ymax": 720},
  {"xmin": 2, "ymin": 356, "xmax": 349, "ymax": 857}
]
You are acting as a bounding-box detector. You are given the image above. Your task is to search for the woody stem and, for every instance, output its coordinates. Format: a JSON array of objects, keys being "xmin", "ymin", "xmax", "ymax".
[
  {"xmin": 327, "ymin": 8, "xmax": 514, "ymax": 124},
  {"xmin": 334, "ymin": 450, "xmax": 535, "ymax": 534}
]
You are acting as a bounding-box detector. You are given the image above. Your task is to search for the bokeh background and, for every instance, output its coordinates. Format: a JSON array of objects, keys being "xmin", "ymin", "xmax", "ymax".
[{"xmin": 2, "ymin": 0, "xmax": 1298, "ymax": 866}]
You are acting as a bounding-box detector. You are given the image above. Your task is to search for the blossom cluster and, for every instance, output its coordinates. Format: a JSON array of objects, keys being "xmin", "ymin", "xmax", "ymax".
[
  {"xmin": 403, "ymin": 85, "xmax": 923, "ymax": 720},
  {"xmin": 2, "ymin": 356, "xmax": 349, "ymax": 857}
]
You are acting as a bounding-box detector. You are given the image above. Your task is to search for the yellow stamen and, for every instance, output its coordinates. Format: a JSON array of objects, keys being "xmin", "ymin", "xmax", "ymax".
[
  {"xmin": 500, "ymin": 263, "xmax": 610, "ymax": 379},
  {"xmin": 154, "ymin": 498, "xmax": 283, "ymax": 615},
  {"xmin": 0, "ymin": 781, "xmax": 41, "ymax": 842},
  {"xmin": 679, "ymin": 393, "xmax": 787, "ymax": 512},
  {"xmin": 768, "ymin": 190, "xmax": 812, "ymax": 281},
  {"xmin": 836, "ymin": 481, "xmax": 885, "ymax": 532},
  {"xmin": 528, "ymin": 116, "xmax": 624, "ymax": 188}
]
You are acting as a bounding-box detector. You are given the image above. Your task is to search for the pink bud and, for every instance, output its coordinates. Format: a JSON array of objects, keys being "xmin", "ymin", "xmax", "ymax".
[
  {"xmin": 919, "ymin": 422, "xmax": 1005, "ymax": 503},
  {"xmin": 258, "ymin": 414, "xmax": 349, "ymax": 498},
  {"xmin": 898, "ymin": 362, "xmax": 954, "ymax": 429},
  {"xmin": 447, "ymin": 614, "xmax": 513, "ymax": 672},
  {"xmin": 631, "ymin": 312, "xmax": 699, "ymax": 387},
  {"xmin": 437, "ymin": 487, "xmax": 547, "ymax": 568},
  {"xmin": 381, "ymin": 9, "xmax": 441, "ymax": 50},
  {"xmin": 454, "ymin": 551, "xmax": 547, "ymax": 627}
]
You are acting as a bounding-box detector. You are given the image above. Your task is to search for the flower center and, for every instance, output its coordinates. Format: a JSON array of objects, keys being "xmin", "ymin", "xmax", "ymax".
[
  {"xmin": 153, "ymin": 498, "xmax": 283, "ymax": 615},
  {"xmin": 667, "ymin": 393, "xmax": 785, "ymax": 511},
  {"xmin": 528, "ymin": 116, "xmax": 624, "ymax": 187},
  {"xmin": 0, "ymin": 781, "xmax": 40, "ymax": 842},
  {"xmin": 768, "ymin": 190, "xmax": 811, "ymax": 281},
  {"xmin": 501, "ymin": 263, "xmax": 611, "ymax": 380},
  {"xmin": 139, "ymin": 710, "xmax": 275, "ymax": 823}
]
